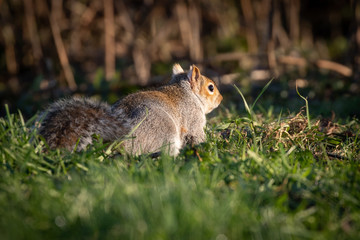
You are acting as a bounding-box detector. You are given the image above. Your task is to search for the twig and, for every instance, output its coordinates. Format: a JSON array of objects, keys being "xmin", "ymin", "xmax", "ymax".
[
  {"xmin": 272, "ymin": 0, "xmax": 290, "ymax": 48},
  {"xmin": 279, "ymin": 56, "xmax": 352, "ymax": 77},
  {"xmin": 2, "ymin": 25, "xmax": 17, "ymax": 74},
  {"xmin": 350, "ymin": 0, "xmax": 360, "ymax": 82},
  {"xmin": 206, "ymin": 52, "xmax": 249, "ymax": 62},
  {"xmin": 188, "ymin": 4, "xmax": 202, "ymax": 61},
  {"xmin": 278, "ymin": 55, "xmax": 307, "ymax": 67},
  {"xmin": 240, "ymin": 0, "xmax": 258, "ymax": 53},
  {"xmin": 295, "ymin": 81, "xmax": 311, "ymax": 130},
  {"xmin": 194, "ymin": 148, "xmax": 203, "ymax": 162},
  {"xmin": 133, "ymin": 42, "xmax": 151, "ymax": 86},
  {"xmin": 104, "ymin": 0, "xmax": 115, "ymax": 81},
  {"xmin": 287, "ymin": 0, "xmax": 300, "ymax": 41},
  {"xmin": 23, "ymin": 0, "xmax": 43, "ymax": 62},
  {"xmin": 207, "ymin": 53, "xmax": 352, "ymax": 78},
  {"xmin": 175, "ymin": 2, "xmax": 190, "ymax": 49},
  {"xmin": 175, "ymin": 2, "xmax": 203, "ymax": 61},
  {"xmin": 316, "ymin": 60, "xmax": 353, "ymax": 77},
  {"xmin": 49, "ymin": 0, "xmax": 77, "ymax": 90}
]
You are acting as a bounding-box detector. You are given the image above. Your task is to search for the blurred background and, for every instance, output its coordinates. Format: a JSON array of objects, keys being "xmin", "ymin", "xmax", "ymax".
[{"xmin": 1, "ymin": 0, "xmax": 359, "ymax": 118}]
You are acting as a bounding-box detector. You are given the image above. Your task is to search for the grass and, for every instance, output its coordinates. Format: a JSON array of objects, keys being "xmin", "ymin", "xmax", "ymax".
[{"xmin": 1, "ymin": 95, "xmax": 360, "ymax": 239}]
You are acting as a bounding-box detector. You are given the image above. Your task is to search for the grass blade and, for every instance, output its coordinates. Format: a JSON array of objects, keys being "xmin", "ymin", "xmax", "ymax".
[
  {"xmin": 296, "ymin": 81, "xmax": 311, "ymax": 129},
  {"xmin": 251, "ymin": 78, "xmax": 274, "ymax": 110},
  {"xmin": 251, "ymin": 78, "xmax": 274, "ymax": 111},
  {"xmin": 5, "ymin": 104, "xmax": 14, "ymax": 136},
  {"xmin": 234, "ymin": 84, "xmax": 252, "ymax": 118}
]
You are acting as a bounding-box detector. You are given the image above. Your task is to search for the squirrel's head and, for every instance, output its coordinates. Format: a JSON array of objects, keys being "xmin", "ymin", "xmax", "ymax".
[{"xmin": 171, "ymin": 64, "xmax": 223, "ymax": 114}]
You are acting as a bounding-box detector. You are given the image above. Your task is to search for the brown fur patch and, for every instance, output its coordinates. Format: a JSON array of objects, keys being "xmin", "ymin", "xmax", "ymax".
[{"xmin": 181, "ymin": 127, "xmax": 188, "ymax": 134}]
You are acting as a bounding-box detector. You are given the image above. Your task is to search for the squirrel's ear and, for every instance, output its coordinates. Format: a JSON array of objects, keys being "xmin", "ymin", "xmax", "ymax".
[
  {"xmin": 172, "ymin": 63, "xmax": 184, "ymax": 75},
  {"xmin": 187, "ymin": 65, "xmax": 201, "ymax": 83}
]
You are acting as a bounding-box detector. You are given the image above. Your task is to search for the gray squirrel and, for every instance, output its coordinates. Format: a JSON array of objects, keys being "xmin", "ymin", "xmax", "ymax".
[{"xmin": 37, "ymin": 64, "xmax": 223, "ymax": 156}]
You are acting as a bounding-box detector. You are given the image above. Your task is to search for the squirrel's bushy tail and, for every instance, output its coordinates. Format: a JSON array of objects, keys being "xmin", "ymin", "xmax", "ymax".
[{"xmin": 38, "ymin": 98, "xmax": 128, "ymax": 151}]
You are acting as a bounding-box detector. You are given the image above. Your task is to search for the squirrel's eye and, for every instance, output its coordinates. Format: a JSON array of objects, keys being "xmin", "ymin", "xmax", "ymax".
[{"xmin": 208, "ymin": 84, "xmax": 214, "ymax": 92}]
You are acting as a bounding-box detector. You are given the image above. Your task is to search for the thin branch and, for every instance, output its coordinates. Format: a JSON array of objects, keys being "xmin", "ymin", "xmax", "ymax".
[
  {"xmin": 2, "ymin": 25, "xmax": 17, "ymax": 74},
  {"xmin": 279, "ymin": 56, "xmax": 352, "ymax": 77},
  {"xmin": 278, "ymin": 55, "xmax": 307, "ymax": 67},
  {"xmin": 316, "ymin": 60, "xmax": 353, "ymax": 77},
  {"xmin": 49, "ymin": 0, "xmax": 77, "ymax": 90},
  {"xmin": 240, "ymin": 0, "xmax": 258, "ymax": 53},
  {"xmin": 188, "ymin": 4, "xmax": 203, "ymax": 62},
  {"xmin": 104, "ymin": 0, "xmax": 115, "ymax": 81},
  {"xmin": 175, "ymin": 2, "xmax": 190, "ymax": 49},
  {"xmin": 23, "ymin": 0, "xmax": 43, "ymax": 62},
  {"xmin": 286, "ymin": 0, "xmax": 300, "ymax": 42}
]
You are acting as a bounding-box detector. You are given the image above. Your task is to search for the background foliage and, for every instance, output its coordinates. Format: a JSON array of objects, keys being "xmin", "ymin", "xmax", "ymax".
[{"xmin": 0, "ymin": 0, "xmax": 359, "ymax": 118}]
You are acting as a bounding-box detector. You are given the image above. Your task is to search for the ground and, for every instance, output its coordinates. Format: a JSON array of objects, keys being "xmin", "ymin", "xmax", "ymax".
[{"xmin": 0, "ymin": 87, "xmax": 359, "ymax": 239}]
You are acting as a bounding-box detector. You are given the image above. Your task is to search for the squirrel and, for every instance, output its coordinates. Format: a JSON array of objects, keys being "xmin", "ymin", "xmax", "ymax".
[{"xmin": 37, "ymin": 64, "xmax": 223, "ymax": 156}]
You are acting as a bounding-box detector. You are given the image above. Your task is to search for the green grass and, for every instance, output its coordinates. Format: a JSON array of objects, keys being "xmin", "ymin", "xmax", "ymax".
[{"xmin": 1, "ymin": 101, "xmax": 360, "ymax": 239}]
